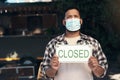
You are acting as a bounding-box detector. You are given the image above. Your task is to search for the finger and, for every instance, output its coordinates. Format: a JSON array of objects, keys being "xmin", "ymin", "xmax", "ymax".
[
  {"xmin": 89, "ymin": 60, "xmax": 98, "ymax": 65},
  {"xmin": 52, "ymin": 60, "xmax": 59, "ymax": 64},
  {"xmin": 51, "ymin": 59, "xmax": 59, "ymax": 65},
  {"xmin": 89, "ymin": 56, "xmax": 98, "ymax": 62},
  {"xmin": 88, "ymin": 60, "xmax": 98, "ymax": 68},
  {"xmin": 51, "ymin": 61, "xmax": 59, "ymax": 67},
  {"xmin": 52, "ymin": 58, "xmax": 59, "ymax": 63},
  {"xmin": 53, "ymin": 55, "xmax": 59, "ymax": 60}
]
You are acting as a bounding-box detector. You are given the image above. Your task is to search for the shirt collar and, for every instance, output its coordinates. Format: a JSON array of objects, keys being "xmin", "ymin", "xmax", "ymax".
[{"xmin": 56, "ymin": 33, "xmax": 88, "ymax": 43}]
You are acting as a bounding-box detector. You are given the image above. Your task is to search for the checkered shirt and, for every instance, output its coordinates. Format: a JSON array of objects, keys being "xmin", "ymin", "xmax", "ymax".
[{"xmin": 40, "ymin": 33, "xmax": 108, "ymax": 80}]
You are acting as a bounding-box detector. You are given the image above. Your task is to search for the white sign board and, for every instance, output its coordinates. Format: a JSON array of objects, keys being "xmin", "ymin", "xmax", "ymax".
[{"xmin": 56, "ymin": 45, "xmax": 92, "ymax": 63}]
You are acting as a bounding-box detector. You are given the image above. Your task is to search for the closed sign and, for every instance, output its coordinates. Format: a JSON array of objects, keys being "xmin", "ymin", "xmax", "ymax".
[{"xmin": 56, "ymin": 45, "xmax": 92, "ymax": 63}]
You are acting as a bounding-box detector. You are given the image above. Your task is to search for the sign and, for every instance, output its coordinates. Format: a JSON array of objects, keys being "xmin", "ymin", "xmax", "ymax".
[{"xmin": 56, "ymin": 45, "xmax": 92, "ymax": 63}]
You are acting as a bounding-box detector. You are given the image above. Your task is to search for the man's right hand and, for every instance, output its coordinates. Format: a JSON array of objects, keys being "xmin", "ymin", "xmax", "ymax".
[
  {"xmin": 50, "ymin": 54, "xmax": 60, "ymax": 71},
  {"xmin": 46, "ymin": 54, "xmax": 60, "ymax": 77}
]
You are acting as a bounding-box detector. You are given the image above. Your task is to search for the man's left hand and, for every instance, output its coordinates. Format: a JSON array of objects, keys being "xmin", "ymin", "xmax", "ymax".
[
  {"xmin": 88, "ymin": 56, "xmax": 99, "ymax": 71},
  {"xmin": 88, "ymin": 56, "xmax": 105, "ymax": 77}
]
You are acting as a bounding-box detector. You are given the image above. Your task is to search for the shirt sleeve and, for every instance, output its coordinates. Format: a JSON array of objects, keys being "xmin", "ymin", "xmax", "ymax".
[
  {"xmin": 93, "ymin": 41, "xmax": 108, "ymax": 77},
  {"xmin": 41, "ymin": 41, "xmax": 55, "ymax": 79}
]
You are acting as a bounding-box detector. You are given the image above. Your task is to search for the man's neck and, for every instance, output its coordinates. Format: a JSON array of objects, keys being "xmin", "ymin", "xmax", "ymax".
[{"xmin": 65, "ymin": 30, "xmax": 80, "ymax": 38}]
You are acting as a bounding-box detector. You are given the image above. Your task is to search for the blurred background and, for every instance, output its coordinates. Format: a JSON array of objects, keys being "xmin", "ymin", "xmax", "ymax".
[{"xmin": 0, "ymin": 0, "xmax": 120, "ymax": 80}]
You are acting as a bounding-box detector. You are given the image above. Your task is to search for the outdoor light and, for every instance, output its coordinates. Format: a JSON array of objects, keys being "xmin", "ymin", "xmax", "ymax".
[{"xmin": 6, "ymin": 0, "xmax": 52, "ymax": 3}]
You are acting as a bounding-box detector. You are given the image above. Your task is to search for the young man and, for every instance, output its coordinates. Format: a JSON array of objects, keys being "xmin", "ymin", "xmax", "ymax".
[{"xmin": 40, "ymin": 7, "xmax": 108, "ymax": 80}]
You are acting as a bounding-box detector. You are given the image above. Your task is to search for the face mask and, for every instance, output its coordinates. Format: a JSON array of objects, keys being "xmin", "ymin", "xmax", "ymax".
[{"xmin": 65, "ymin": 18, "xmax": 81, "ymax": 31}]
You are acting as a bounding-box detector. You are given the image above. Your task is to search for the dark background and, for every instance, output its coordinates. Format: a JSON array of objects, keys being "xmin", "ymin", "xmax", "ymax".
[{"xmin": 0, "ymin": 0, "xmax": 120, "ymax": 80}]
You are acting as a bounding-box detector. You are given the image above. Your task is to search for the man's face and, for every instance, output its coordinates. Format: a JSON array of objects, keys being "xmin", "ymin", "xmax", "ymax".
[
  {"xmin": 63, "ymin": 9, "xmax": 82, "ymax": 28},
  {"xmin": 65, "ymin": 9, "xmax": 80, "ymax": 20}
]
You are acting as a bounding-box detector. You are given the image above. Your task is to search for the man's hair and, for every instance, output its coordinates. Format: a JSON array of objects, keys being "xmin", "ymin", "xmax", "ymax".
[
  {"xmin": 63, "ymin": 6, "xmax": 81, "ymax": 17},
  {"xmin": 61, "ymin": 6, "xmax": 82, "ymax": 19},
  {"xmin": 64, "ymin": 6, "xmax": 80, "ymax": 14}
]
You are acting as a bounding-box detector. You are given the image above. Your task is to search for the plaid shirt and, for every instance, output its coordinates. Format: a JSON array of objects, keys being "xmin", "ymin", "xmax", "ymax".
[{"xmin": 41, "ymin": 33, "xmax": 108, "ymax": 80}]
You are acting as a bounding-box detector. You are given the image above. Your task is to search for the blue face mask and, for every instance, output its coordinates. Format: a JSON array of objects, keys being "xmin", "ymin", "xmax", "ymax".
[{"xmin": 65, "ymin": 18, "xmax": 81, "ymax": 31}]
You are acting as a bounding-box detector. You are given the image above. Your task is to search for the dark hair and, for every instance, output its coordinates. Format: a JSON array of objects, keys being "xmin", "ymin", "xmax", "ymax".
[
  {"xmin": 61, "ymin": 6, "xmax": 82, "ymax": 20},
  {"xmin": 64, "ymin": 6, "xmax": 80, "ymax": 13},
  {"xmin": 63, "ymin": 6, "xmax": 81, "ymax": 18}
]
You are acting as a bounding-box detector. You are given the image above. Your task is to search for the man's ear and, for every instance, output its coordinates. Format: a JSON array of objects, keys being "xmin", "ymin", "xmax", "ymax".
[
  {"xmin": 80, "ymin": 18, "xmax": 83, "ymax": 25},
  {"xmin": 62, "ymin": 19, "xmax": 66, "ymax": 26}
]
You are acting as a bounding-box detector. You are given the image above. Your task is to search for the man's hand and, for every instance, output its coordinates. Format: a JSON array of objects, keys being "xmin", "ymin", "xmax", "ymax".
[
  {"xmin": 50, "ymin": 54, "xmax": 60, "ymax": 70},
  {"xmin": 88, "ymin": 56, "xmax": 105, "ymax": 77},
  {"xmin": 46, "ymin": 54, "xmax": 60, "ymax": 77},
  {"xmin": 88, "ymin": 56, "xmax": 99, "ymax": 70}
]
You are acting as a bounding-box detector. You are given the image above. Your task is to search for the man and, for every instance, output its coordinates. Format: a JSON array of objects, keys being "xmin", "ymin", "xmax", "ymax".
[{"xmin": 40, "ymin": 7, "xmax": 108, "ymax": 80}]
